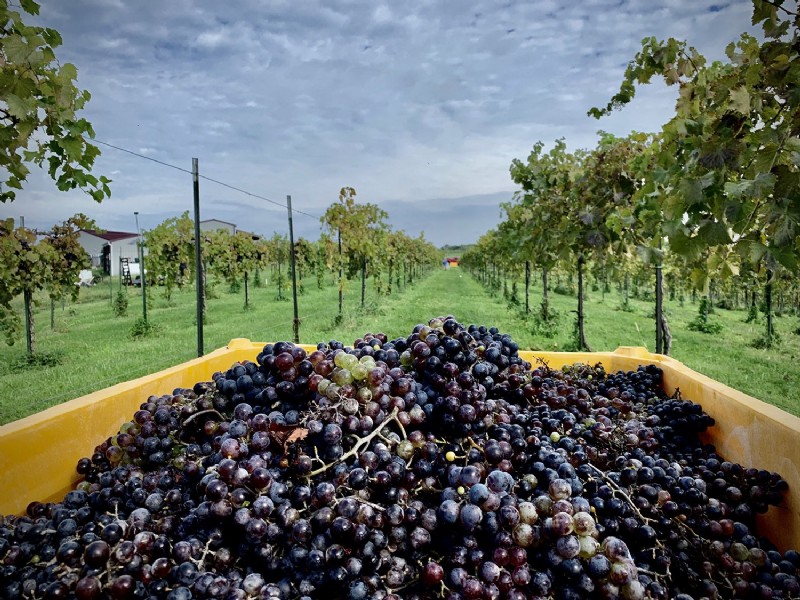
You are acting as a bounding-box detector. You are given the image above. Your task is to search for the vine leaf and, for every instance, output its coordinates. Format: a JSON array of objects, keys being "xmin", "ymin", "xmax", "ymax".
[
  {"xmin": 0, "ymin": 1, "xmax": 110, "ymax": 202},
  {"xmin": 728, "ymin": 86, "xmax": 750, "ymax": 114}
]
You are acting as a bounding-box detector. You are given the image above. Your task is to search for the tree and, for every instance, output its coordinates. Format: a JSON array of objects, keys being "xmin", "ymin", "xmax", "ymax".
[
  {"xmin": 508, "ymin": 140, "xmax": 573, "ymax": 326},
  {"xmin": 386, "ymin": 231, "xmax": 409, "ymax": 294},
  {"xmin": 321, "ymin": 187, "xmax": 389, "ymax": 318},
  {"xmin": 265, "ymin": 233, "xmax": 289, "ymax": 302},
  {"xmin": 0, "ymin": 213, "xmax": 94, "ymax": 355},
  {"xmin": 590, "ymin": 0, "xmax": 800, "ymax": 346},
  {"xmin": 508, "ymin": 140, "xmax": 592, "ymax": 348},
  {"xmin": 292, "ymin": 238, "xmax": 314, "ymax": 294},
  {"xmin": 0, "ymin": 0, "xmax": 110, "ymax": 202},
  {"xmin": 205, "ymin": 230, "xmax": 265, "ymax": 309},
  {"xmin": 142, "ymin": 212, "xmax": 195, "ymax": 302}
]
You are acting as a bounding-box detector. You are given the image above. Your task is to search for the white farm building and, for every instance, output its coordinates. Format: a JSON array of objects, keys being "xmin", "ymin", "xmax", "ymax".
[
  {"xmin": 199, "ymin": 219, "xmax": 237, "ymax": 235},
  {"xmin": 78, "ymin": 230, "xmax": 142, "ymax": 277}
]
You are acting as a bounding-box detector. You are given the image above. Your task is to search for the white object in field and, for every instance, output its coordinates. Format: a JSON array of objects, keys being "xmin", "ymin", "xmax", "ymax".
[
  {"xmin": 77, "ymin": 270, "xmax": 95, "ymax": 286},
  {"xmin": 128, "ymin": 263, "xmax": 148, "ymax": 285}
]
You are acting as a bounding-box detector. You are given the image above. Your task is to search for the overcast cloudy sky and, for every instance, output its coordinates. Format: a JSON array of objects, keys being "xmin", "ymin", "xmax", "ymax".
[{"xmin": 1, "ymin": 0, "xmax": 757, "ymax": 246}]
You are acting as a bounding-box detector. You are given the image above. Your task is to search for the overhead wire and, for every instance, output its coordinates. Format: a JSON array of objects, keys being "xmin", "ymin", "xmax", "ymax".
[{"xmin": 91, "ymin": 138, "xmax": 320, "ymax": 220}]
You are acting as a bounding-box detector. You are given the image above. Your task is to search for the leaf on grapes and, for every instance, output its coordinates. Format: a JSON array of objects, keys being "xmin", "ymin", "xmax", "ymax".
[
  {"xmin": 268, "ymin": 423, "xmax": 309, "ymax": 452},
  {"xmin": 285, "ymin": 428, "xmax": 309, "ymax": 446}
]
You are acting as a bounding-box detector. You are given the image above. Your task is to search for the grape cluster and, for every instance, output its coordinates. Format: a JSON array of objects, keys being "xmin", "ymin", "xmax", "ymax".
[{"xmin": 0, "ymin": 316, "xmax": 797, "ymax": 599}]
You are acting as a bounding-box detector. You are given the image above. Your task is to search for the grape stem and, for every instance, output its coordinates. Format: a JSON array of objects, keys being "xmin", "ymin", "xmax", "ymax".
[
  {"xmin": 182, "ymin": 408, "xmax": 224, "ymax": 427},
  {"xmin": 305, "ymin": 408, "xmax": 401, "ymax": 478},
  {"xmin": 586, "ymin": 464, "xmax": 662, "ymax": 536},
  {"xmin": 388, "ymin": 577, "xmax": 419, "ymax": 594},
  {"xmin": 588, "ymin": 464, "xmax": 676, "ymax": 585},
  {"xmin": 352, "ymin": 495, "xmax": 385, "ymax": 512}
]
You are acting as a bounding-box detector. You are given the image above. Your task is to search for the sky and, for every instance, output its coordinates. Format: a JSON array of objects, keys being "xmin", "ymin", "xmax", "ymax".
[{"xmin": 1, "ymin": 0, "xmax": 758, "ymax": 246}]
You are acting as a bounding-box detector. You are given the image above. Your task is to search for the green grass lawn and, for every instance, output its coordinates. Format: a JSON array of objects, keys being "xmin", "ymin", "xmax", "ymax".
[{"xmin": 0, "ymin": 268, "xmax": 798, "ymax": 424}]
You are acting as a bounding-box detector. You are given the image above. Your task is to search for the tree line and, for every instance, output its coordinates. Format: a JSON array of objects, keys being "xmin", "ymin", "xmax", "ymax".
[{"xmin": 0, "ymin": 187, "xmax": 439, "ymax": 357}]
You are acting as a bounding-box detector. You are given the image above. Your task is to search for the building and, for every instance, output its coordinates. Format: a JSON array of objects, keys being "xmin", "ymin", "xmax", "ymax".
[
  {"xmin": 78, "ymin": 230, "xmax": 141, "ymax": 277},
  {"xmin": 199, "ymin": 219, "xmax": 260, "ymax": 240},
  {"xmin": 199, "ymin": 219, "xmax": 237, "ymax": 235}
]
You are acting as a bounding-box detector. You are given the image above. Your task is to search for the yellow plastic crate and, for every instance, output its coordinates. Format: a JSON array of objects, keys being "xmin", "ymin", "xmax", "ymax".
[{"xmin": 0, "ymin": 340, "xmax": 798, "ymax": 552}]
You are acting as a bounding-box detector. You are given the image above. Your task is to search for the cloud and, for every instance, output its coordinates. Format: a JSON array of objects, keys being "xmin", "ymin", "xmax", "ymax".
[{"xmin": 2, "ymin": 0, "xmax": 762, "ymax": 246}]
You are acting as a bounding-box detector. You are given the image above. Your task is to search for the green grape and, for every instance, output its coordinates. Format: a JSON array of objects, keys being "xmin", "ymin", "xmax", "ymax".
[
  {"xmin": 358, "ymin": 355, "xmax": 376, "ymax": 367},
  {"xmin": 518, "ymin": 502, "xmax": 538, "ymax": 524},
  {"xmin": 332, "ymin": 369, "xmax": 352, "ymax": 386},
  {"xmin": 579, "ymin": 535, "xmax": 600, "ymax": 558},
  {"xmin": 106, "ymin": 446, "xmax": 124, "ymax": 464},
  {"xmin": 351, "ymin": 363, "xmax": 368, "ymax": 381},
  {"xmin": 396, "ymin": 440, "xmax": 414, "ymax": 461},
  {"xmin": 356, "ymin": 387, "xmax": 372, "ymax": 403},
  {"xmin": 512, "ymin": 523, "xmax": 535, "ymax": 547},
  {"xmin": 333, "ymin": 350, "xmax": 348, "ymax": 368}
]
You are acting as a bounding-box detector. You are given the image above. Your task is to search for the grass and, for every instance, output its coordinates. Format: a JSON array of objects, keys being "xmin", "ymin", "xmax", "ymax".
[{"xmin": 0, "ymin": 269, "xmax": 798, "ymax": 424}]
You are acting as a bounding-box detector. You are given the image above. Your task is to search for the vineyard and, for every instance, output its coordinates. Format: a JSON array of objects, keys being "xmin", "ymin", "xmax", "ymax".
[
  {"xmin": 2, "ymin": 1, "xmax": 800, "ymax": 598},
  {"xmin": 461, "ymin": 1, "xmax": 800, "ymax": 360},
  {"xmin": 0, "ymin": 267, "xmax": 797, "ymax": 425}
]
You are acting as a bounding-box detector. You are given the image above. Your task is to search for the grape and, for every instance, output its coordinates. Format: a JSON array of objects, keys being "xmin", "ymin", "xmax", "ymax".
[
  {"xmin": 512, "ymin": 523, "xmax": 536, "ymax": 547},
  {"xmin": 573, "ymin": 511, "xmax": 596, "ymax": 535},
  {"xmin": 459, "ymin": 504, "xmax": 483, "ymax": 530},
  {"xmin": 1, "ymin": 319, "xmax": 797, "ymax": 600}
]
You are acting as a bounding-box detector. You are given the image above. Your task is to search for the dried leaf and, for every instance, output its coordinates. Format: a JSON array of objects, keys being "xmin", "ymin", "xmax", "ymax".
[{"xmin": 268, "ymin": 422, "xmax": 309, "ymax": 453}]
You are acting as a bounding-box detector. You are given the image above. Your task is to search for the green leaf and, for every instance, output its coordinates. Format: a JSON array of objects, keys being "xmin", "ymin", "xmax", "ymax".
[
  {"xmin": 697, "ymin": 221, "xmax": 732, "ymax": 246},
  {"xmin": 40, "ymin": 27, "xmax": 62, "ymax": 48},
  {"xmin": 728, "ymin": 86, "xmax": 750, "ymax": 115},
  {"xmin": 59, "ymin": 63, "xmax": 78, "ymax": 83},
  {"xmin": 4, "ymin": 94, "xmax": 37, "ymax": 119},
  {"xmin": 771, "ymin": 212, "xmax": 797, "ymax": 247},
  {"xmin": 680, "ymin": 178, "xmax": 704, "ymax": 207},
  {"xmin": 3, "ymin": 35, "xmax": 34, "ymax": 64},
  {"xmin": 635, "ymin": 245, "xmax": 657, "ymax": 265},
  {"xmin": 19, "ymin": 0, "xmax": 40, "ymax": 15},
  {"xmin": 690, "ymin": 267, "xmax": 707, "ymax": 291},
  {"xmin": 739, "ymin": 239, "xmax": 769, "ymax": 264},
  {"xmin": 724, "ymin": 179, "xmax": 752, "ymax": 199},
  {"xmin": 769, "ymin": 245, "xmax": 798, "ymax": 269},
  {"xmin": 708, "ymin": 252, "xmax": 739, "ymax": 278},
  {"xmin": 668, "ymin": 229, "xmax": 700, "ymax": 260},
  {"xmin": 59, "ymin": 136, "xmax": 83, "ymax": 161}
]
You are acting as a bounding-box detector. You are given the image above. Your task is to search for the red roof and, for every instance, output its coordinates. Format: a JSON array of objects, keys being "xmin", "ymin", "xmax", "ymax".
[{"xmin": 81, "ymin": 229, "xmax": 138, "ymax": 242}]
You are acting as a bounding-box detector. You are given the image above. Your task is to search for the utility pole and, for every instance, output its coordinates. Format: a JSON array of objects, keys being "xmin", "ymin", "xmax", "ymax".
[{"xmin": 134, "ymin": 212, "xmax": 147, "ymax": 322}]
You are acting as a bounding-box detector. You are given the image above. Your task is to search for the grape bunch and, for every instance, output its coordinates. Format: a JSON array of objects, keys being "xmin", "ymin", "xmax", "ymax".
[{"xmin": 0, "ymin": 316, "xmax": 798, "ymax": 599}]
